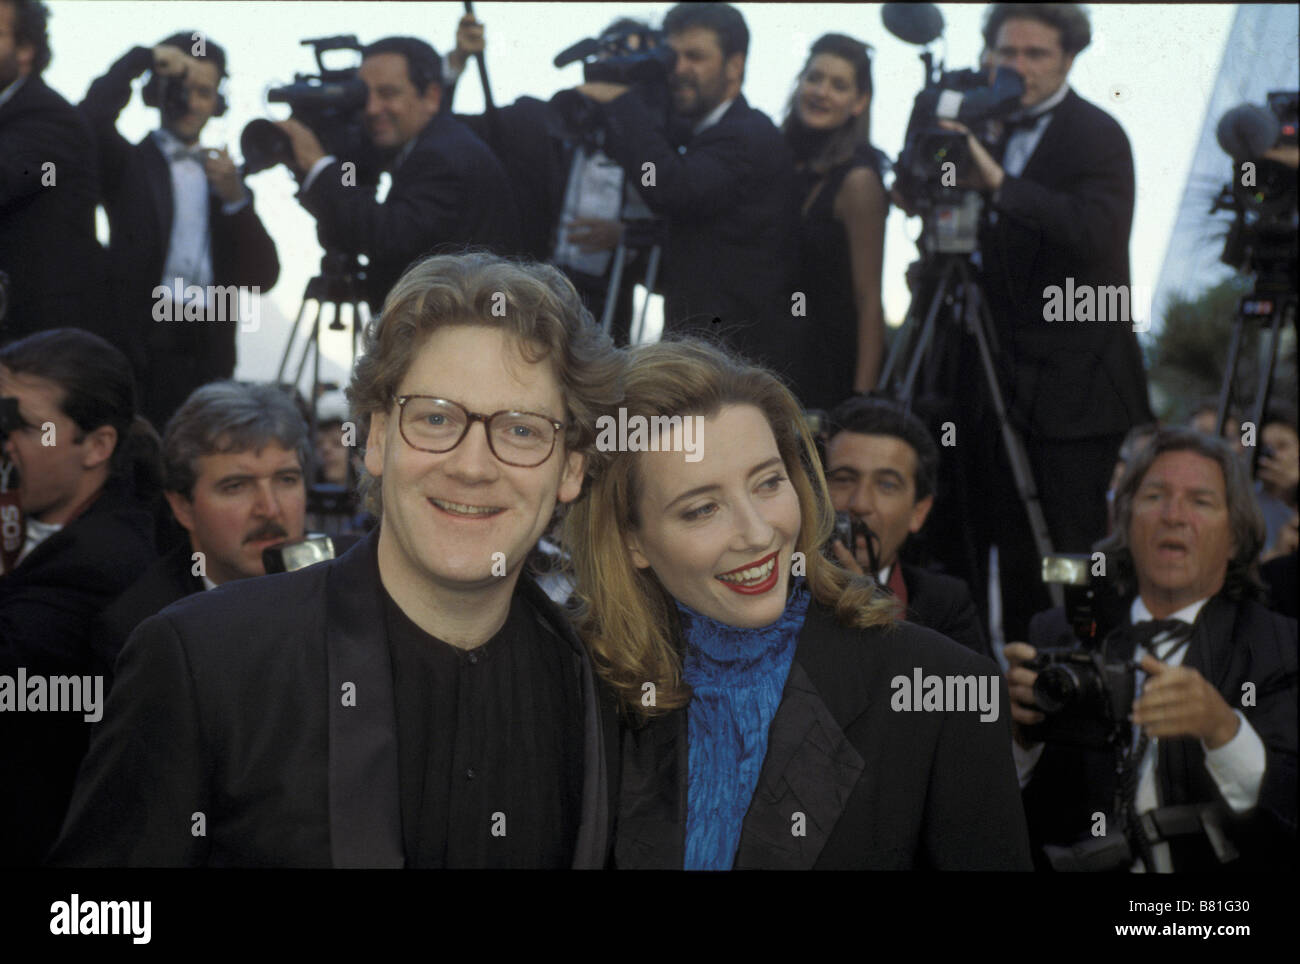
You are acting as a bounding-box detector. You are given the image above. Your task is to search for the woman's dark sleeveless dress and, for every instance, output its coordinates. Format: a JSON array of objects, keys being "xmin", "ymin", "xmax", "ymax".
[{"xmin": 786, "ymin": 142, "xmax": 890, "ymax": 413}]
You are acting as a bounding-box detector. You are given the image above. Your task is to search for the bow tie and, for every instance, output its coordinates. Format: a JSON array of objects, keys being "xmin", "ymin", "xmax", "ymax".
[
  {"xmin": 1004, "ymin": 110, "xmax": 1053, "ymax": 134},
  {"xmin": 165, "ymin": 142, "xmax": 207, "ymax": 165},
  {"xmin": 1131, "ymin": 618, "xmax": 1194, "ymax": 657}
]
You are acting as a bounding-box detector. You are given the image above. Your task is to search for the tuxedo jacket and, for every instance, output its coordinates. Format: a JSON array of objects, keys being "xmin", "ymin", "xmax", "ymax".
[
  {"xmin": 599, "ymin": 91, "xmax": 799, "ymax": 368},
  {"xmin": 978, "ymin": 89, "xmax": 1151, "ymax": 441},
  {"xmin": 90, "ymin": 542, "xmax": 202, "ymax": 688},
  {"xmin": 1022, "ymin": 595, "xmax": 1298, "ymax": 870},
  {"xmin": 299, "ymin": 111, "xmax": 521, "ymax": 313},
  {"xmin": 80, "ymin": 47, "xmax": 280, "ymax": 426},
  {"xmin": 901, "ymin": 563, "xmax": 990, "ymax": 661},
  {"xmin": 49, "ymin": 528, "xmax": 612, "ymax": 867},
  {"xmin": 0, "ymin": 477, "xmax": 156, "ymax": 866},
  {"xmin": 0, "ymin": 74, "xmax": 105, "ymax": 342},
  {"xmin": 613, "ymin": 601, "xmax": 1033, "ymax": 869}
]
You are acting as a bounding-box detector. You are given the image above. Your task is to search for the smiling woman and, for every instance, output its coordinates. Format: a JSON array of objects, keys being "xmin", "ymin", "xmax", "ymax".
[{"xmin": 563, "ymin": 338, "xmax": 1034, "ymax": 870}]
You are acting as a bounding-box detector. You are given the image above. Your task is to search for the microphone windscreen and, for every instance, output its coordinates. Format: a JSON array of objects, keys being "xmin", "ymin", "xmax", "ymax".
[
  {"xmin": 1216, "ymin": 103, "xmax": 1280, "ymax": 159},
  {"xmin": 882, "ymin": 3, "xmax": 945, "ymax": 46}
]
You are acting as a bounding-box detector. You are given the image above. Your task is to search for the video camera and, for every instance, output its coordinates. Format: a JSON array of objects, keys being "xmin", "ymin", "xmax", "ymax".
[
  {"xmin": 554, "ymin": 22, "xmax": 675, "ymax": 87},
  {"xmin": 241, "ymin": 35, "xmax": 371, "ymax": 176},
  {"xmin": 1212, "ymin": 90, "xmax": 1299, "ymax": 279},
  {"xmin": 882, "ymin": 3, "xmax": 1024, "ymax": 254},
  {"xmin": 1022, "ymin": 554, "xmax": 1132, "ymax": 750}
]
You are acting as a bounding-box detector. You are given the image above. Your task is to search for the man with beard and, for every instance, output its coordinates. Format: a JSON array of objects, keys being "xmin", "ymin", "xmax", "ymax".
[{"xmin": 571, "ymin": 3, "xmax": 799, "ymax": 370}]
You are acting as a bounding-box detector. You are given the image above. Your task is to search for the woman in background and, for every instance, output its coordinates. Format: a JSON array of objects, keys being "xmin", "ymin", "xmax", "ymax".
[
  {"xmin": 564, "ymin": 339, "xmax": 1030, "ymax": 870},
  {"xmin": 782, "ymin": 34, "xmax": 889, "ymax": 411}
]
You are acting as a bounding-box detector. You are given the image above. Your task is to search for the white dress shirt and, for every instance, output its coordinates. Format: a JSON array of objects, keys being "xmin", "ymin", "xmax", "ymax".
[{"xmin": 1011, "ymin": 593, "xmax": 1267, "ymax": 872}]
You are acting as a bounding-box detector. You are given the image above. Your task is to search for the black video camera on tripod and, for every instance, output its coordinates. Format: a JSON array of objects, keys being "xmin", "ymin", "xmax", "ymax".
[{"xmin": 1208, "ymin": 90, "xmax": 1298, "ymax": 463}]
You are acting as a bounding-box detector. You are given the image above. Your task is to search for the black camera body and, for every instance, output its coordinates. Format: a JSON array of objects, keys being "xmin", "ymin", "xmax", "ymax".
[
  {"xmin": 581, "ymin": 26, "xmax": 675, "ymax": 87},
  {"xmin": 1023, "ymin": 554, "xmax": 1133, "ymax": 750},
  {"xmin": 1023, "ymin": 648, "xmax": 1135, "ymax": 750},
  {"xmin": 1214, "ymin": 90, "xmax": 1299, "ymax": 279},
  {"xmin": 241, "ymin": 36, "xmax": 372, "ymax": 177}
]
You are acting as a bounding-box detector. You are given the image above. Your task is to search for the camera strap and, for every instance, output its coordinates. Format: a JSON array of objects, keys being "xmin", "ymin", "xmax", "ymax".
[{"xmin": 1139, "ymin": 803, "xmax": 1241, "ymax": 864}]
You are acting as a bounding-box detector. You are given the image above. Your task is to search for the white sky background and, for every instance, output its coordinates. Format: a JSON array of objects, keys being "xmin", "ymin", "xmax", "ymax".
[{"xmin": 41, "ymin": 1, "xmax": 1241, "ymax": 386}]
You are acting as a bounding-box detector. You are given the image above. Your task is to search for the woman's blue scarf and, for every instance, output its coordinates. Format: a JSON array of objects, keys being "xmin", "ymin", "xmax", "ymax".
[{"xmin": 677, "ymin": 580, "xmax": 811, "ymax": 870}]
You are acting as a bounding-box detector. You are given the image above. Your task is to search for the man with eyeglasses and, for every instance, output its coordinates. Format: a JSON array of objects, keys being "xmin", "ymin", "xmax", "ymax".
[{"xmin": 51, "ymin": 253, "xmax": 623, "ymax": 868}]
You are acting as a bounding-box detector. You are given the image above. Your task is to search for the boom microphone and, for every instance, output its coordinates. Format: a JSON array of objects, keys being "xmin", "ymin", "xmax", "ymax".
[
  {"xmin": 1216, "ymin": 103, "xmax": 1281, "ymax": 159},
  {"xmin": 882, "ymin": 3, "xmax": 946, "ymax": 46}
]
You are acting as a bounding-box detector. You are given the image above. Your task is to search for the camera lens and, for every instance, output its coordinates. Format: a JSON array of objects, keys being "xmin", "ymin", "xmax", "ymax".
[{"xmin": 1034, "ymin": 665, "xmax": 1081, "ymax": 714}]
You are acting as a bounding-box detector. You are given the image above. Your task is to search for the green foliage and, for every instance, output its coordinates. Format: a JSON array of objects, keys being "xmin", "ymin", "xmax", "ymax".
[{"xmin": 1150, "ymin": 275, "xmax": 1297, "ymax": 423}]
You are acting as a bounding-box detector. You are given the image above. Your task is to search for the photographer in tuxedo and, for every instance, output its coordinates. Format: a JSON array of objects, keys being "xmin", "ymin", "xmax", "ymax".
[
  {"xmin": 930, "ymin": 3, "xmax": 1152, "ymax": 643},
  {"xmin": 276, "ymin": 36, "xmax": 519, "ymax": 313},
  {"xmin": 1006, "ymin": 429, "xmax": 1297, "ymax": 871},
  {"xmin": 80, "ymin": 32, "xmax": 279, "ymax": 431}
]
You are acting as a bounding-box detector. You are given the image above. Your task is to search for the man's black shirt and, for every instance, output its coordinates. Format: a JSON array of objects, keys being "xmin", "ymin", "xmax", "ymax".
[{"xmin": 384, "ymin": 586, "xmax": 585, "ymax": 868}]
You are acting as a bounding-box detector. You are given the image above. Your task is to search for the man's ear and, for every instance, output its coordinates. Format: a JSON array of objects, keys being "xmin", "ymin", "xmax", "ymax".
[
  {"xmin": 725, "ymin": 51, "xmax": 745, "ymax": 88},
  {"xmin": 165, "ymin": 489, "xmax": 197, "ymax": 534},
  {"xmin": 909, "ymin": 493, "xmax": 935, "ymax": 534},
  {"xmin": 557, "ymin": 450, "xmax": 586, "ymax": 505},
  {"xmin": 363, "ymin": 410, "xmax": 388, "ymax": 479},
  {"xmin": 80, "ymin": 425, "xmax": 118, "ymax": 471},
  {"xmin": 423, "ymin": 81, "xmax": 443, "ymax": 116}
]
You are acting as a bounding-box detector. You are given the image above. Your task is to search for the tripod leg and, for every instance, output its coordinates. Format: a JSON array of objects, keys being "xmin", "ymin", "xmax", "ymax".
[
  {"xmin": 900, "ymin": 259, "xmax": 959, "ymax": 403},
  {"xmin": 961, "ymin": 265, "xmax": 1064, "ymax": 610},
  {"xmin": 1215, "ymin": 318, "xmax": 1246, "ymax": 438},
  {"xmin": 634, "ymin": 245, "xmax": 663, "ymax": 345},
  {"xmin": 277, "ymin": 297, "xmax": 316, "ymax": 384},
  {"xmin": 601, "ymin": 244, "xmax": 627, "ymax": 337},
  {"xmin": 292, "ymin": 302, "xmax": 324, "ymax": 396},
  {"xmin": 1247, "ymin": 296, "xmax": 1293, "ymax": 471}
]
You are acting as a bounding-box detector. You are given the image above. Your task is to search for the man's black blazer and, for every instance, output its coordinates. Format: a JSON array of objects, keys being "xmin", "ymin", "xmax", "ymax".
[
  {"xmin": 902, "ymin": 562, "xmax": 991, "ymax": 660},
  {"xmin": 0, "ymin": 477, "xmax": 156, "ymax": 866},
  {"xmin": 613, "ymin": 601, "xmax": 1033, "ymax": 869},
  {"xmin": 978, "ymin": 89, "xmax": 1151, "ymax": 441},
  {"xmin": 299, "ymin": 111, "xmax": 521, "ymax": 313},
  {"xmin": 49, "ymin": 528, "xmax": 613, "ymax": 867},
  {"xmin": 80, "ymin": 47, "xmax": 281, "ymax": 427},
  {"xmin": 598, "ymin": 92, "xmax": 799, "ymax": 367},
  {"xmin": 1022, "ymin": 595, "xmax": 1298, "ymax": 870},
  {"xmin": 89, "ymin": 542, "xmax": 202, "ymax": 688},
  {"xmin": 0, "ymin": 74, "xmax": 105, "ymax": 343}
]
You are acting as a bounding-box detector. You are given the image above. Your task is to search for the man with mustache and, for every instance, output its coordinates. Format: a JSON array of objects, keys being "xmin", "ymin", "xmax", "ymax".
[
  {"xmin": 90, "ymin": 380, "xmax": 308, "ymax": 688},
  {"xmin": 573, "ymin": 3, "xmax": 798, "ymax": 371},
  {"xmin": 276, "ymin": 35, "xmax": 519, "ymax": 313}
]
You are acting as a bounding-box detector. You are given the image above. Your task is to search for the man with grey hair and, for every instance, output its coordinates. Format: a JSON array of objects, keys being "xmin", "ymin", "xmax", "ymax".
[
  {"xmin": 88, "ymin": 380, "xmax": 308, "ymax": 686},
  {"xmin": 1005, "ymin": 428, "xmax": 1297, "ymax": 871}
]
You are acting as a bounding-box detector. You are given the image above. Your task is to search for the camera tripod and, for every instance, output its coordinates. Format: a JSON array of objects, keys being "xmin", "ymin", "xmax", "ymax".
[
  {"xmin": 276, "ymin": 251, "xmax": 369, "ymax": 437},
  {"xmin": 598, "ymin": 219, "xmax": 666, "ymax": 344},
  {"xmin": 1213, "ymin": 263, "xmax": 1297, "ymax": 468},
  {"xmin": 879, "ymin": 239, "xmax": 1064, "ymax": 610}
]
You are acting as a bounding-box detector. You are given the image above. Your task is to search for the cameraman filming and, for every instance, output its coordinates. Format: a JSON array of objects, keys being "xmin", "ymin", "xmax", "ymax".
[
  {"xmin": 571, "ymin": 3, "xmax": 798, "ymax": 369},
  {"xmin": 929, "ymin": 4, "xmax": 1152, "ymax": 645},
  {"xmin": 276, "ymin": 36, "xmax": 520, "ymax": 313},
  {"xmin": 1006, "ymin": 429, "xmax": 1297, "ymax": 871},
  {"xmin": 80, "ymin": 32, "xmax": 280, "ymax": 433}
]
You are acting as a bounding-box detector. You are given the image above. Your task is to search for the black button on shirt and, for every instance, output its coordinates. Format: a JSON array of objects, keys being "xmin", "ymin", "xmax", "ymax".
[{"xmin": 383, "ymin": 586, "xmax": 585, "ymax": 868}]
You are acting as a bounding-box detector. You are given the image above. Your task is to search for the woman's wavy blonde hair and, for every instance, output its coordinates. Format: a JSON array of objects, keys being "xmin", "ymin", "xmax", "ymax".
[{"xmin": 563, "ymin": 338, "xmax": 900, "ymax": 720}]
